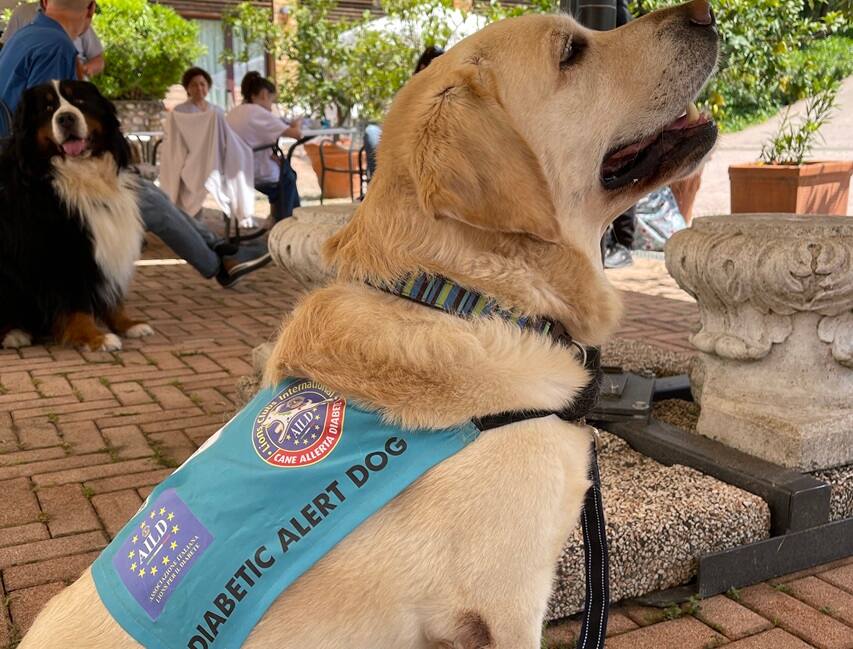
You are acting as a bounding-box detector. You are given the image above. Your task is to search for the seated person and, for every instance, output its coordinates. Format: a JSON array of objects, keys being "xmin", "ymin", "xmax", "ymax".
[
  {"xmin": 363, "ymin": 45, "xmax": 444, "ymax": 178},
  {"xmin": 174, "ymin": 67, "xmax": 224, "ymax": 115},
  {"xmin": 227, "ymin": 71, "xmax": 301, "ymax": 222},
  {"xmin": 0, "ymin": 0, "xmax": 89, "ymax": 115},
  {"xmin": 1, "ymin": 0, "xmax": 104, "ymax": 78}
]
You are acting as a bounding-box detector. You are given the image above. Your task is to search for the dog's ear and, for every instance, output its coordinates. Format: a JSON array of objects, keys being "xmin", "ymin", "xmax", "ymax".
[
  {"xmin": 94, "ymin": 86, "xmax": 131, "ymax": 170},
  {"xmin": 409, "ymin": 65, "xmax": 561, "ymax": 243}
]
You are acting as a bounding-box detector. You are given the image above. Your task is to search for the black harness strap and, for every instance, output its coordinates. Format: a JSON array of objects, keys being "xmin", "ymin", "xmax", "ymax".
[{"xmin": 370, "ymin": 274, "xmax": 610, "ymax": 646}]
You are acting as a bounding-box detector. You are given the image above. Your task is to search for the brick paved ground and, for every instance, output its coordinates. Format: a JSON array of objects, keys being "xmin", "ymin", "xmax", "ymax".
[{"xmin": 0, "ymin": 237, "xmax": 849, "ymax": 648}]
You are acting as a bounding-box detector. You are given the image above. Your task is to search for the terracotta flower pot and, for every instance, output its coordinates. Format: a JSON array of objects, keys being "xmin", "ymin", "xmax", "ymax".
[
  {"xmin": 304, "ymin": 140, "xmax": 364, "ymax": 199},
  {"xmin": 729, "ymin": 161, "xmax": 853, "ymax": 215}
]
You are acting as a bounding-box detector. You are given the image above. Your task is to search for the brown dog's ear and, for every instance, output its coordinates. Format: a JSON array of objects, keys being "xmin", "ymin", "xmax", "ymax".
[{"xmin": 411, "ymin": 67, "xmax": 561, "ymax": 243}]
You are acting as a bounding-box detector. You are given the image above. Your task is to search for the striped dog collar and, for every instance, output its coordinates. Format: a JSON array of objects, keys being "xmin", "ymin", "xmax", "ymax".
[{"xmin": 373, "ymin": 272, "xmax": 564, "ymax": 341}]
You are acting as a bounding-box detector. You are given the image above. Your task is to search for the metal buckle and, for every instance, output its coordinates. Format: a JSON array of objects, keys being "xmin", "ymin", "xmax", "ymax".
[{"xmin": 572, "ymin": 341, "xmax": 589, "ymax": 367}]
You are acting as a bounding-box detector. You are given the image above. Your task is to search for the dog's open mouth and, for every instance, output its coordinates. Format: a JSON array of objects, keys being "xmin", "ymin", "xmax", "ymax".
[
  {"xmin": 601, "ymin": 103, "xmax": 716, "ymax": 191},
  {"xmin": 60, "ymin": 136, "xmax": 89, "ymax": 157}
]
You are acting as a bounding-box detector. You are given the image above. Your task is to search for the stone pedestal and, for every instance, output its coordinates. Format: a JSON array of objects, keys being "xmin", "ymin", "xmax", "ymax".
[
  {"xmin": 666, "ymin": 214, "xmax": 853, "ymax": 471},
  {"xmin": 268, "ymin": 203, "xmax": 354, "ymax": 289}
]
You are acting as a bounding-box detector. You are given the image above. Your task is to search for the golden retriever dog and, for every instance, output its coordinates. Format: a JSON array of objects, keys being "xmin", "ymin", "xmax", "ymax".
[{"xmin": 21, "ymin": 3, "xmax": 718, "ymax": 647}]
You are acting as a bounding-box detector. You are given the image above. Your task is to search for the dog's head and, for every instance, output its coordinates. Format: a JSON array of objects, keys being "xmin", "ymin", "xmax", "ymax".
[
  {"xmin": 12, "ymin": 80, "xmax": 130, "ymax": 177},
  {"xmin": 373, "ymin": 0, "xmax": 718, "ymax": 254}
]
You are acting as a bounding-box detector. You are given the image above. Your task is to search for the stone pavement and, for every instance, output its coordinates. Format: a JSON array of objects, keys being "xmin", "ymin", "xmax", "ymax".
[{"xmin": 0, "ymin": 241, "xmax": 848, "ymax": 647}]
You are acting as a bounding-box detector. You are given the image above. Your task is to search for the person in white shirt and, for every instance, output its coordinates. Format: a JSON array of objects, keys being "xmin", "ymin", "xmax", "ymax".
[
  {"xmin": 173, "ymin": 66, "xmax": 224, "ymax": 115},
  {"xmin": 1, "ymin": 0, "xmax": 104, "ymax": 77},
  {"xmin": 226, "ymin": 72, "xmax": 302, "ymax": 222}
]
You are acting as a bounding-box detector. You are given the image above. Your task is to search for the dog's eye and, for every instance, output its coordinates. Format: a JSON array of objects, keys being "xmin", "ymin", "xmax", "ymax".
[{"xmin": 559, "ymin": 35, "xmax": 583, "ymax": 69}]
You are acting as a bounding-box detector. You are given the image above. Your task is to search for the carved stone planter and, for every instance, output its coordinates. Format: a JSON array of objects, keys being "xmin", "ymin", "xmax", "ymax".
[
  {"xmin": 268, "ymin": 203, "xmax": 355, "ymax": 290},
  {"xmin": 666, "ymin": 214, "xmax": 853, "ymax": 471}
]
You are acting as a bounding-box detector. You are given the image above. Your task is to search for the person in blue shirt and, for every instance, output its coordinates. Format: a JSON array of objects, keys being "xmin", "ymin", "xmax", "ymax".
[{"xmin": 0, "ymin": 0, "xmax": 94, "ymax": 113}]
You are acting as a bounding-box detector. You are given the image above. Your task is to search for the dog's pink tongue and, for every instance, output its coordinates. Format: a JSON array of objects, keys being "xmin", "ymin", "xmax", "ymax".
[{"xmin": 62, "ymin": 139, "xmax": 87, "ymax": 156}]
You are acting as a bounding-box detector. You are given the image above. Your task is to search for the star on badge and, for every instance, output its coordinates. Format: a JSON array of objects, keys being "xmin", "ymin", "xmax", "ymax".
[
  {"xmin": 149, "ymin": 511, "xmax": 155, "ymax": 519},
  {"xmin": 159, "ymin": 507, "xmax": 166, "ymax": 515},
  {"xmin": 162, "ymin": 556, "xmax": 170, "ymax": 565},
  {"xmin": 167, "ymin": 512, "xmax": 174, "ymax": 521},
  {"xmin": 138, "ymin": 568, "xmax": 146, "ymax": 577},
  {"xmin": 170, "ymin": 541, "xmax": 177, "ymax": 550},
  {"xmin": 150, "ymin": 566, "xmax": 158, "ymax": 576},
  {"xmin": 171, "ymin": 525, "xmax": 179, "ymax": 534},
  {"xmin": 130, "ymin": 562, "xmax": 137, "ymax": 572},
  {"xmin": 127, "ymin": 550, "xmax": 135, "ymax": 559},
  {"xmin": 132, "ymin": 534, "xmax": 138, "ymax": 544}
]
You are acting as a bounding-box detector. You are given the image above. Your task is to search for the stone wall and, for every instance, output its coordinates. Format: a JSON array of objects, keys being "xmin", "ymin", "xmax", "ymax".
[{"xmin": 114, "ymin": 100, "xmax": 166, "ymax": 134}]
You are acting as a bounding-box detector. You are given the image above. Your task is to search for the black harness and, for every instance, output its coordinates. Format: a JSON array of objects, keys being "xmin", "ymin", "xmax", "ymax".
[{"xmin": 373, "ymin": 274, "xmax": 610, "ymax": 648}]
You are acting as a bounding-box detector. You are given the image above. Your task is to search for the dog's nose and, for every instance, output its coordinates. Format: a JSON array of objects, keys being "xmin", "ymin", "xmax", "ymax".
[
  {"xmin": 687, "ymin": 0, "xmax": 714, "ymax": 25},
  {"xmin": 56, "ymin": 112, "xmax": 77, "ymax": 130}
]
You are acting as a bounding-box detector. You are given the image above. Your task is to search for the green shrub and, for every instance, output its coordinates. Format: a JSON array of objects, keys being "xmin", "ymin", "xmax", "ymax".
[
  {"xmin": 229, "ymin": 0, "xmax": 556, "ymax": 126},
  {"xmin": 631, "ymin": 0, "xmax": 848, "ymax": 131},
  {"xmin": 93, "ymin": 0, "xmax": 204, "ymax": 100}
]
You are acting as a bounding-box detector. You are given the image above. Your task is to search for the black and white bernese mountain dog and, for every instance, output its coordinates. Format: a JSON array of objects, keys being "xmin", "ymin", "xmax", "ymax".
[{"xmin": 0, "ymin": 80, "xmax": 153, "ymax": 352}]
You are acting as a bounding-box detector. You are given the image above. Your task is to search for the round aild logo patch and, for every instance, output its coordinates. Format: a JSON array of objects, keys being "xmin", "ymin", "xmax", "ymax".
[{"xmin": 252, "ymin": 380, "xmax": 346, "ymax": 468}]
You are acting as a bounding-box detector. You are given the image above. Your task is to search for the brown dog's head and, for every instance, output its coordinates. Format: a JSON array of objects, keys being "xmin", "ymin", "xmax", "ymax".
[{"xmin": 329, "ymin": 1, "xmax": 718, "ymax": 339}]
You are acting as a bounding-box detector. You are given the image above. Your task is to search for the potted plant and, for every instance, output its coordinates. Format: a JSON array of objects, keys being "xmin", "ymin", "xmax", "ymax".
[{"xmin": 729, "ymin": 87, "xmax": 853, "ymax": 215}]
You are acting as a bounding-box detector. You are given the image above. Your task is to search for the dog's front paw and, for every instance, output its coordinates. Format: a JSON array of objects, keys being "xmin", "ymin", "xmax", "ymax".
[
  {"xmin": 2, "ymin": 329, "xmax": 32, "ymax": 349},
  {"xmin": 94, "ymin": 333, "xmax": 123, "ymax": 352},
  {"xmin": 125, "ymin": 323, "xmax": 154, "ymax": 339}
]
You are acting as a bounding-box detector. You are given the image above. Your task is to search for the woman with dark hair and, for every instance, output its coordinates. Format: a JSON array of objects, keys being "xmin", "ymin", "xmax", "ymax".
[
  {"xmin": 414, "ymin": 45, "xmax": 444, "ymax": 74},
  {"xmin": 174, "ymin": 67, "xmax": 223, "ymax": 115},
  {"xmin": 227, "ymin": 71, "xmax": 302, "ymax": 220}
]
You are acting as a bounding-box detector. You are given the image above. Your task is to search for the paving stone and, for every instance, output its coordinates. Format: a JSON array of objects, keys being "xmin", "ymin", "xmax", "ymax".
[
  {"xmin": 69, "ymin": 377, "xmax": 113, "ymax": 402},
  {"xmin": 0, "ymin": 478, "xmax": 39, "ymax": 527},
  {"xmin": 604, "ymin": 616, "xmax": 726, "ymax": 649},
  {"xmin": 57, "ymin": 420, "xmax": 105, "ymax": 454},
  {"xmin": 100, "ymin": 425, "xmax": 152, "ymax": 459},
  {"xmin": 34, "ymin": 376, "xmax": 73, "ymax": 398},
  {"xmin": 0, "ymin": 523, "xmax": 48, "ymax": 548},
  {"xmin": 0, "ymin": 446, "xmax": 65, "ymax": 467},
  {"xmin": 148, "ymin": 430, "xmax": 196, "ymax": 466},
  {"xmin": 0, "ymin": 531, "xmax": 107, "ymax": 569},
  {"xmin": 694, "ymin": 594, "xmax": 774, "ymax": 639},
  {"xmin": 724, "ymin": 628, "xmax": 815, "ymax": 648},
  {"xmin": 83, "ymin": 468, "xmax": 173, "ymax": 495},
  {"xmin": 91, "ymin": 490, "xmax": 143, "ymax": 538},
  {"xmin": 110, "ymin": 381, "xmax": 154, "ymax": 406},
  {"xmin": 7, "ymin": 582, "xmax": 65, "ymax": 635},
  {"xmin": 544, "ymin": 608, "xmax": 638, "ymax": 646},
  {"xmin": 621, "ymin": 603, "xmax": 668, "ymax": 627},
  {"xmin": 822, "ymin": 565, "xmax": 853, "ymax": 597},
  {"xmin": 31, "ymin": 457, "xmax": 161, "ymax": 487},
  {"xmin": 786, "ymin": 576, "xmax": 853, "ymax": 628},
  {"xmin": 36, "ymin": 484, "xmax": 100, "ymax": 537},
  {"xmin": 739, "ymin": 583, "xmax": 853, "ymax": 649},
  {"xmin": 0, "ymin": 453, "xmax": 111, "ymax": 481},
  {"xmin": 15, "ymin": 422, "xmax": 61, "ymax": 449},
  {"xmin": 3, "ymin": 551, "xmax": 99, "ymax": 591}
]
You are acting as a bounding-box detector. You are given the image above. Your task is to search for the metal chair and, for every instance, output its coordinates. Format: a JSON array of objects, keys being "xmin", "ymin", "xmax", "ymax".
[
  {"xmin": 315, "ymin": 136, "xmax": 367, "ymax": 204},
  {"xmin": 253, "ymin": 141, "xmax": 301, "ymax": 222}
]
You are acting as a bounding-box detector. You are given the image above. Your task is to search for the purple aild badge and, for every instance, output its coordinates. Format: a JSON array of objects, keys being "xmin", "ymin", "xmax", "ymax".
[{"xmin": 112, "ymin": 488, "xmax": 213, "ymax": 620}]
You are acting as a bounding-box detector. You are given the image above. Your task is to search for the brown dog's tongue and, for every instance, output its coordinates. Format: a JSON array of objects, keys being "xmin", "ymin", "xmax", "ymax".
[{"xmin": 62, "ymin": 139, "xmax": 87, "ymax": 156}]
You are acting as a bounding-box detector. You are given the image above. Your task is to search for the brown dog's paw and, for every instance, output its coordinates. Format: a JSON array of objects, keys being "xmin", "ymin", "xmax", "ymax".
[
  {"xmin": 125, "ymin": 323, "xmax": 154, "ymax": 339},
  {"xmin": 86, "ymin": 333, "xmax": 123, "ymax": 352}
]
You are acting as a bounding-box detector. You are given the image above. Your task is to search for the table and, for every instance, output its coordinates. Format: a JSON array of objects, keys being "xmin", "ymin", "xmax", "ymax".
[
  {"xmin": 125, "ymin": 131, "xmax": 164, "ymax": 165},
  {"xmin": 282, "ymin": 127, "xmax": 358, "ymax": 163}
]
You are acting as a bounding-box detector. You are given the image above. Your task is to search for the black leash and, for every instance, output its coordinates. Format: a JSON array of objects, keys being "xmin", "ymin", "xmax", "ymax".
[{"xmin": 370, "ymin": 273, "xmax": 610, "ymax": 647}]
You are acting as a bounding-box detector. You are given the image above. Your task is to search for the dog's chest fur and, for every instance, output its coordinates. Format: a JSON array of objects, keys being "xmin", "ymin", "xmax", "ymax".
[{"xmin": 50, "ymin": 155, "xmax": 143, "ymax": 300}]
